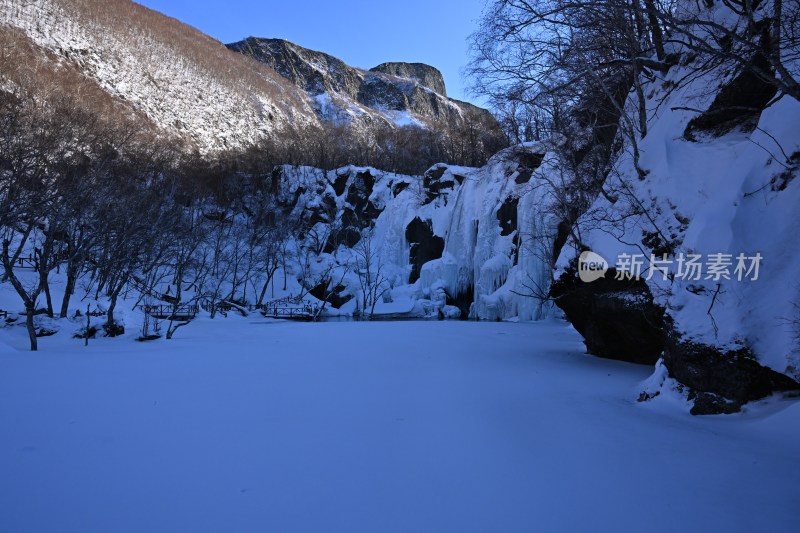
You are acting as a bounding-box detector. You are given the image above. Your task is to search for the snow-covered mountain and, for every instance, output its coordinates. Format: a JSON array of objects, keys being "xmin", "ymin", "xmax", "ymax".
[
  {"xmin": 0, "ymin": 0, "xmax": 320, "ymax": 151},
  {"xmin": 0, "ymin": 0, "xmax": 503, "ymax": 153},
  {"xmin": 227, "ymin": 37, "xmax": 500, "ymax": 137}
]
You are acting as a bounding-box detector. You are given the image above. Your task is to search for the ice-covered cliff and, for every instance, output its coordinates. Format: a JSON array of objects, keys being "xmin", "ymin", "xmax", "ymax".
[{"xmin": 271, "ymin": 142, "xmax": 558, "ymax": 321}]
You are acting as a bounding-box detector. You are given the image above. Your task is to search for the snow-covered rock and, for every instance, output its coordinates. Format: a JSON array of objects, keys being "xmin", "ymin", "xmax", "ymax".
[
  {"xmin": 227, "ymin": 37, "xmax": 503, "ymax": 140},
  {"xmin": 275, "ymin": 142, "xmax": 558, "ymax": 322},
  {"xmin": 552, "ymin": 6, "xmax": 800, "ymax": 412}
]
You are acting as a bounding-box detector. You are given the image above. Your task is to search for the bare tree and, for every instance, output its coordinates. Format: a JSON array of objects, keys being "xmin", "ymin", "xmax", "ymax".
[{"xmin": 352, "ymin": 229, "xmax": 391, "ymax": 320}]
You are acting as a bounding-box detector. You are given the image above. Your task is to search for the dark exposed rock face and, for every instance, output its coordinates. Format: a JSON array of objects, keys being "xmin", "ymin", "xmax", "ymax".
[
  {"xmin": 228, "ymin": 38, "xmax": 358, "ymax": 98},
  {"xmin": 497, "ymin": 196, "xmax": 519, "ymax": 237},
  {"xmin": 551, "ymin": 265, "xmax": 800, "ymax": 414},
  {"xmin": 684, "ymin": 24, "xmax": 778, "ymax": 141},
  {"xmin": 226, "ymin": 37, "xmax": 503, "ymax": 137},
  {"xmin": 684, "ymin": 52, "xmax": 778, "ymax": 139},
  {"xmin": 309, "ymin": 281, "xmax": 352, "ymax": 309},
  {"xmin": 422, "ymin": 164, "xmax": 456, "ymax": 205},
  {"xmin": 551, "ymin": 267, "xmax": 666, "ymax": 365},
  {"xmin": 405, "ymin": 217, "xmax": 444, "ymax": 284},
  {"xmin": 370, "ymin": 62, "xmax": 447, "ymax": 96},
  {"xmin": 331, "ymin": 171, "xmax": 349, "ymax": 196},
  {"xmin": 664, "ymin": 333, "xmax": 800, "ymax": 415},
  {"xmin": 344, "ymin": 170, "xmax": 382, "ymax": 228}
]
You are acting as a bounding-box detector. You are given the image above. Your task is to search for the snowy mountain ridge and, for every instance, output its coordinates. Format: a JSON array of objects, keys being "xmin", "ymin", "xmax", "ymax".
[
  {"xmin": 0, "ymin": 0, "xmax": 320, "ymax": 151},
  {"xmin": 227, "ymin": 37, "xmax": 501, "ymax": 138},
  {"xmin": 0, "ymin": 0, "xmax": 503, "ymax": 154}
]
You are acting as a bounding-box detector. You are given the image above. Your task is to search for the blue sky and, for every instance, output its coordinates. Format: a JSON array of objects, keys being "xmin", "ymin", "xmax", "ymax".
[{"xmin": 135, "ymin": 0, "xmax": 488, "ymax": 104}]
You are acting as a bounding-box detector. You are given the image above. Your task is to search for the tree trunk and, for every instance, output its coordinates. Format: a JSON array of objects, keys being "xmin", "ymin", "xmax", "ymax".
[
  {"xmin": 106, "ymin": 286, "xmax": 122, "ymax": 332},
  {"xmin": 60, "ymin": 266, "xmax": 77, "ymax": 318},
  {"xmin": 107, "ymin": 298, "xmax": 116, "ymax": 329},
  {"xmin": 42, "ymin": 273, "xmax": 54, "ymax": 318},
  {"xmin": 258, "ymin": 278, "xmax": 270, "ymax": 306},
  {"xmin": 25, "ymin": 303, "xmax": 37, "ymax": 351},
  {"xmin": 633, "ymin": 62, "xmax": 648, "ymax": 138},
  {"xmin": 644, "ymin": 0, "xmax": 665, "ymax": 61}
]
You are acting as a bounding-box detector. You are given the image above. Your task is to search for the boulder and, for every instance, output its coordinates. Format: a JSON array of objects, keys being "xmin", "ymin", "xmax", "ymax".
[
  {"xmin": 551, "ymin": 266, "xmax": 666, "ymax": 365},
  {"xmin": 664, "ymin": 332, "xmax": 800, "ymax": 415}
]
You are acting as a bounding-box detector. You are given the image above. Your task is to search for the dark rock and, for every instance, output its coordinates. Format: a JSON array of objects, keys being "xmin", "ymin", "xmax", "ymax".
[
  {"xmin": 74, "ymin": 325, "xmax": 99, "ymax": 340},
  {"xmin": 309, "ymin": 281, "xmax": 352, "ymax": 309},
  {"xmin": 306, "ymin": 192, "xmax": 337, "ymax": 226},
  {"xmin": 426, "ymin": 165, "xmax": 447, "ymax": 181},
  {"xmin": 552, "ymin": 263, "xmax": 800, "ymax": 412},
  {"xmin": 363, "ymin": 201, "xmax": 383, "ymax": 224},
  {"xmin": 664, "ymin": 333, "xmax": 800, "ymax": 414},
  {"xmin": 405, "ymin": 217, "xmax": 444, "ymax": 283},
  {"xmin": 270, "ymin": 167, "xmax": 281, "ymax": 192},
  {"xmin": 228, "ymin": 38, "xmax": 360, "ymax": 99},
  {"xmin": 340, "ymin": 207, "xmax": 360, "ymax": 229},
  {"xmin": 551, "ymin": 266, "xmax": 666, "ymax": 365},
  {"xmin": 684, "ymin": 51, "xmax": 778, "ymax": 140},
  {"xmin": 512, "ymin": 233, "xmax": 520, "ymax": 266},
  {"xmin": 497, "ymin": 196, "xmax": 519, "ymax": 237},
  {"xmin": 422, "ymin": 165, "xmax": 456, "ymax": 205},
  {"xmin": 516, "ymin": 151, "xmax": 545, "ymax": 171},
  {"xmin": 345, "ymin": 170, "xmax": 376, "ymax": 213},
  {"xmin": 103, "ymin": 322, "xmax": 125, "ymax": 337},
  {"xmin": 227, "ymin": 37, "xmax": 503, "ymax": 141},
  {"xmin": 515, "ymin": 167, "xmax": 533, "ymax": 184},
  {"xmin": 136, "ymin": 334, "xmax": 162, "ymax": 342},
  {"xmin": 331, "ymin": 171, "xmax": 349, "ymax": 196},
  {"xmin": 370, "ymin": 62, "xmax": 447, "ymax": 96},
  {"xmin": 35, "ymin": 327, "xmax": 58, "ymax": 337},
  {"xmin": 323, "ymin": 226, "xmax": 361, "ymax": 253},
  {"xmin": 392, "ymin": 181, "xmax": 410, "ymax": 197},
  {"xmin": 689, "ymin": 392, "xmax": 741, "ymax": 415},
  {"xmin": 281, "ymin": 186, "xmax": 305, "ymax": 209}
]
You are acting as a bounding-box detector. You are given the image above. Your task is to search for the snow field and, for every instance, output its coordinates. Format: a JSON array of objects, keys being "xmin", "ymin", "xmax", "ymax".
[{"xmin": 1, "ymin": 319, "xmax": 798, "ymax": 532}]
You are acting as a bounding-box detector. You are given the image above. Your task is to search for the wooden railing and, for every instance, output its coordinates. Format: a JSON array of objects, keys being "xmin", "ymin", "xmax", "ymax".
[
  {"xmin": 11, "ymin": 255, "xmax": 36, "ymax": 269},
  {"xmin": 260, "ymin": 305, "xmax": 314, "ymax": 320},
  {"xmin": 138, "ymin": 303, "xmax": 199, "ymax": 320}
]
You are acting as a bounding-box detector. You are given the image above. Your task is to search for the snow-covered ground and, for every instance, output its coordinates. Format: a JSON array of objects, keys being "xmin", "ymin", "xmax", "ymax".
[{"xmin": 1, "ymin": 319, "xmax": 798, "ymax": 532}]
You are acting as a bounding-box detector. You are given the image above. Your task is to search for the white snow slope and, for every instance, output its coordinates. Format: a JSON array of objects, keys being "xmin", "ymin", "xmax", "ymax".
[
  {"xmin": 0, "ymin": 0, "xmax": 318, "ymax": 151},
  {"xmin": 1, "ymin": 319, "xmax": 798, "ymax": 532}
]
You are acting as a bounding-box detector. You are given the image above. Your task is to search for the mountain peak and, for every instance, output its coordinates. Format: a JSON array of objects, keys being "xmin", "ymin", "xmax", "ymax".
[
  {"xmin": 227, "ymin": 36, "xmax": 501, "ymax": 139},
  {"xmin": 370, "ymin": 62, "xmax": 446, "ymax": 97}
]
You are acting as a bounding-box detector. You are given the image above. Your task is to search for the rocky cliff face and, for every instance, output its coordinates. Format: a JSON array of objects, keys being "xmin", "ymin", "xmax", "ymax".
[
  {"xmin": 1, "ymin": 0, "xmax": 502, "ymax": 154},
  {"xmin": 227, "ymin": 37, "xmax": 501, "ymax": 135},
  {"xmin": 370, "ymin": 62, "xmax": 447, "ymax": 96},
  {"xmin": 547, "ymin": 29, "xmax": 800, "ymax": 414}
]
